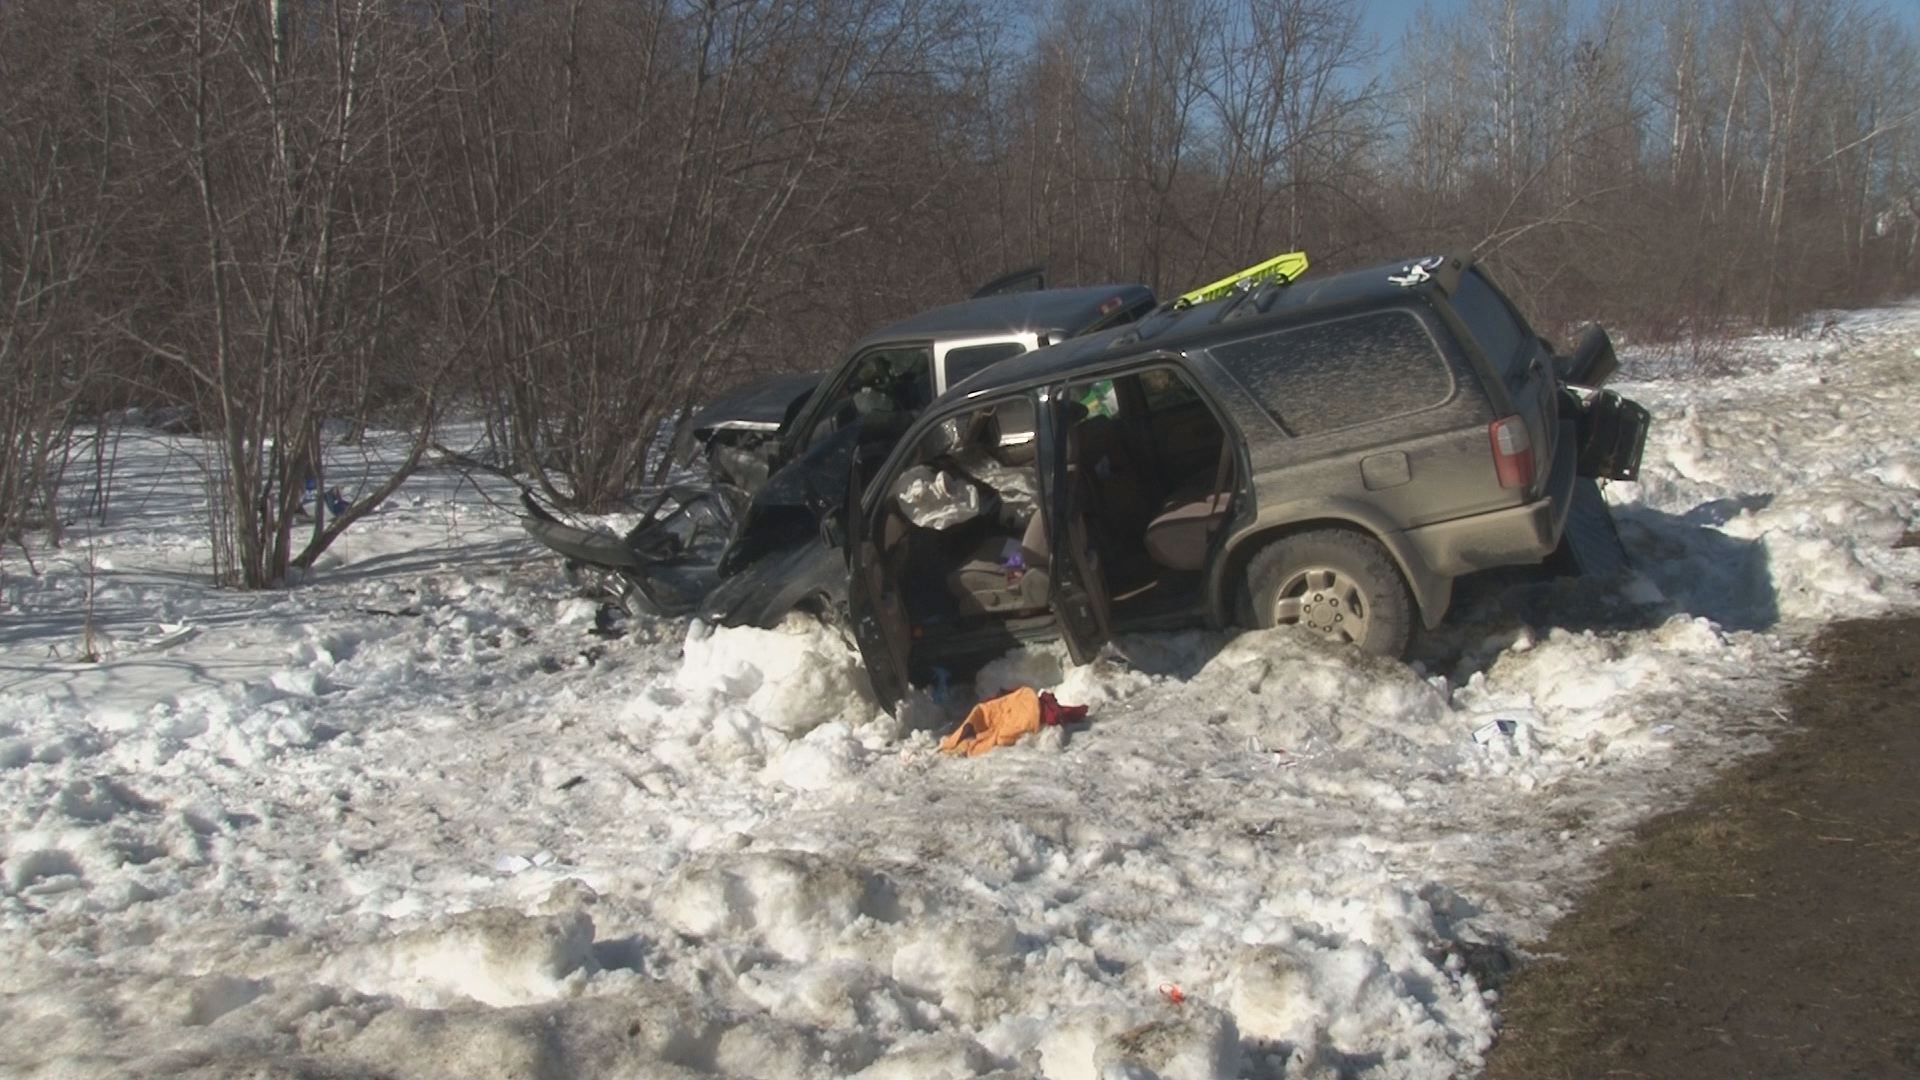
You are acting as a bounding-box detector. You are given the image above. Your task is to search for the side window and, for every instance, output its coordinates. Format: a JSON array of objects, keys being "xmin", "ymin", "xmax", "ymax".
[
  {"xmin": 1210, "ymin": 311, "xmax": 1453, "ymax": 437},
  {"xmin": 1448, "ymin": 270, "xmax": 1533, "ymax": 390},
  {"xmin": 943, "ymin": 342, "xmax": 1027, "ymax": 388},
  {"xmin": 805, "ymin": 345, "xmax": 934, "ymax": 450}
]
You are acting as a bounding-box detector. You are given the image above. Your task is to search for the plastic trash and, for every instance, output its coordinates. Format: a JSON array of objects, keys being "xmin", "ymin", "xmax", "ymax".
[{"xmin": 1471, "ymin": 718, "xmax": 1520, "ymax": 745}]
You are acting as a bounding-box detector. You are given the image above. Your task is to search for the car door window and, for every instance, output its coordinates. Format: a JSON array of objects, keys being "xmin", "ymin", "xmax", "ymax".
[
  {"xmin": 942, "ymin": 342, "xmax": 1027, "ymax": 388},
  {"xmin": 804, "ymin": 344, "xmax": 935, "ymax": 451}
]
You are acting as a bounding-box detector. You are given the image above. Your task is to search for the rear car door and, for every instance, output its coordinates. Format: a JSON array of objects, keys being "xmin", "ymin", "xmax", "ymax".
[{"xmin": 1039, "ymin": 388, "xmax": 1113, "ymax": 663}]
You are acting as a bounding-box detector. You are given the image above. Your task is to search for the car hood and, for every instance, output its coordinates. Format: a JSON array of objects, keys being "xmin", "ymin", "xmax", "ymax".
[{"xmin": 691, "ymin": 372, "xmax": 821, "ymax": 437}]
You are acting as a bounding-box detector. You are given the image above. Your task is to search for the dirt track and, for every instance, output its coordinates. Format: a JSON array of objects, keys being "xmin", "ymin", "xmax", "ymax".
[{"xmin": 1484, "ymin": 617, "xmax": 1920, "ymax": 1079}]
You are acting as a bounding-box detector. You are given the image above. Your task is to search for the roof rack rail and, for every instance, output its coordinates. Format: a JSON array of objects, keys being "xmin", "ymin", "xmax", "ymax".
[{"xmin": 1219, "ymin": 278, "xmax": 1291, "ymax": 323}]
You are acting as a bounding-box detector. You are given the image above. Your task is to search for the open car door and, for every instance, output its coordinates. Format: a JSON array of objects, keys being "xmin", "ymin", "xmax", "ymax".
[
  {"xmin": 842, "ymin": 448, "xmax": 913, "ymax": 712},
  {"xmin": 1042, "ymin": 389, "xmax": 1114, "ymax": 665}
]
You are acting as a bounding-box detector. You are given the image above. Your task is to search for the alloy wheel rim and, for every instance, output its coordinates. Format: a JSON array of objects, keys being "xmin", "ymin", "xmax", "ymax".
[{"xmin": 1273, "ymin": 567, "xmax": 1369, "ymax": 645}]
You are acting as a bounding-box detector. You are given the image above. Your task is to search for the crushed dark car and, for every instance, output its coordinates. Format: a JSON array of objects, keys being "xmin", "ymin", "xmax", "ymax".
[{"xmin": 519, "ymin": 276, "xmax": 1157, "ymax": 623}]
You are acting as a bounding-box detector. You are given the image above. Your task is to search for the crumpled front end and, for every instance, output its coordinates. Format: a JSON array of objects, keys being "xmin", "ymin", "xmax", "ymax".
[{"xmin": 519, "ymin": 486, "xmax": 741, "ymax": 617}]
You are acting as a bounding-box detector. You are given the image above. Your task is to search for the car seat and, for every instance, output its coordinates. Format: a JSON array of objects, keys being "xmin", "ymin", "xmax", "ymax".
[
  {"xmin": 946, "ymin": 510, "xmax": 1051, "ymax": 615},
  {"xmin": 1142, "ymin": 444, "xmax": 1234, "ymax": 572}
]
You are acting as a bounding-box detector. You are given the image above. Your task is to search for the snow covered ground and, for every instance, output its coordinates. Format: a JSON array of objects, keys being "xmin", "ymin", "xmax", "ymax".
[{"xmin": 2, "ymin": 306, "xmax": 1917, "ymax": 1080}]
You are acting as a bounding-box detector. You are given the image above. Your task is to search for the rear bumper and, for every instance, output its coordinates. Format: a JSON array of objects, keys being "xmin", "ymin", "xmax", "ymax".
[{"xmin": 1401, "ymin": 420, "xmax": 1576, "ymax": 576}]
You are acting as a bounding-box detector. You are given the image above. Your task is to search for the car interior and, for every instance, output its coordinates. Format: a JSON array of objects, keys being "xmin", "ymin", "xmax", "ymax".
[
  {"xmin": 880, "ymin": 396, "xmax": 1049, "ymax": 622},
  {"xmin": 1062, "ymin": 367, "xmax": 1235, "ymax": 623},
  {"xmin": 872, "ymin": 366, "xmax": 1236, "ymax": 675}
]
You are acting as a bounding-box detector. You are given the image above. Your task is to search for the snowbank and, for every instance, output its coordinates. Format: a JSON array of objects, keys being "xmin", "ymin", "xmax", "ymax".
[{"xmin": 1, "ymin": 303, "xmax": 1916, "ymax": 1078}]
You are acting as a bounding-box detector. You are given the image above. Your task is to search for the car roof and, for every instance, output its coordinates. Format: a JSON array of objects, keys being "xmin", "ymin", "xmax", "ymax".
[
  {"xmin": 852, "ymin": 284, "xmax": 1154, "ymax": 348},
  {"xmin": 948, "ymin": 257, "xmax": 1460, "ymax": 398}
]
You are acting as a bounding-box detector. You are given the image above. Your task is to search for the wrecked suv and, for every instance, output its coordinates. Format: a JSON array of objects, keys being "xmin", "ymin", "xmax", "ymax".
[{"xmin": 833, "ymin": 254, "xmax": 1649, "ymax": 709}]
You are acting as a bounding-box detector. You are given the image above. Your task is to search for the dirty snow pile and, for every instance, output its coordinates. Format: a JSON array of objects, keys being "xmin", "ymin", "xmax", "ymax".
[{"xmin": 2, "ymin": 305, "xmax": 1918, "ymax": 1080}]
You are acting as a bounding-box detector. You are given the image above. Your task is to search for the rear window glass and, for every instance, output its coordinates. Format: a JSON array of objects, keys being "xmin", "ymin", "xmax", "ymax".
[
  {"xmin": 1449, "ymin": 269, "xmax": 1532, "ymax": 388},
  {"xmin": 1210, "ymin": 311, "xmax": 1452, "ymax": 436},
  {"xmin": 944, "ymin": 342, "xmax": 1027, "ymax": 386}
]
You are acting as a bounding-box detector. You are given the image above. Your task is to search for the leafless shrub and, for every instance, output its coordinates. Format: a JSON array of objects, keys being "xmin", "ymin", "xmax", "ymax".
[{"xmin": 0, "ymin": 0, "xmax": 1915, "ymax": 587}]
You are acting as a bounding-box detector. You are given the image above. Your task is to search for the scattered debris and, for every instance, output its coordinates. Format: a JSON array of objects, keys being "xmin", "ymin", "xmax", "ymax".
[
  {"xmin": 939, "ymin": 687, "xmax": 1089, "ymax": 756},
  {"xmin": 1472, "ymin": 719, "xmax": 1521, "ymax": 746},
  {"xmin": 135, "ymin": 623, "xmax": 200, "ymax": 651}
]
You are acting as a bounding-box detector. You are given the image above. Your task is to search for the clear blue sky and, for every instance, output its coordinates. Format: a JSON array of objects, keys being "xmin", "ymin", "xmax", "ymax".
[
  {"xmin": 1359, "ymin": 0, "xmax": 1463, "ymax": 52},
  {"xmin": 1358, "ymin": 0, "xmax": 1461, "ymax": 52},
  {"xmin": 1357, "ymin": 0, "xmax": 1920, "ymax": 64}
]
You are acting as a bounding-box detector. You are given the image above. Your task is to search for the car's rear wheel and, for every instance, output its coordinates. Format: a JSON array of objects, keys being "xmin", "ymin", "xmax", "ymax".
[{"xmin": 1242, "ymin": 530, "xmax": 1413, "ymax": 657}]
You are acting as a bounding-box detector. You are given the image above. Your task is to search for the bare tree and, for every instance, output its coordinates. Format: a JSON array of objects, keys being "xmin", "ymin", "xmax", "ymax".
[
  {"xmin": 3, "ymin": 0, "xmax": 1917, "ymax": 589},
  {"xmin": 0, "ymin": 2, "xmax": 121, "ymax": 562}
]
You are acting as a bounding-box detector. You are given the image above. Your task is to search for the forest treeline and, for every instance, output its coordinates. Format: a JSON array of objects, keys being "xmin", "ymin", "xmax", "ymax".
[{"xmin": 2, "ymin": 0, "xmax": 1916, "ymax": 585}]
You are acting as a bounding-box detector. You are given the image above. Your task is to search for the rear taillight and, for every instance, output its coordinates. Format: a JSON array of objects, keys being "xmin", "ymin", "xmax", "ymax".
[{"xmin": 1489, "ymin": 415, "xmax": 1534, "ymax": 489}]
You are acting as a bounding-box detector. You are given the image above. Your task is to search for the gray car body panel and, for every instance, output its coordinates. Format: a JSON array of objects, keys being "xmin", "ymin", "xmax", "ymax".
[{"xmin": 879, "ymin": 255, "xmax": 1633, "ymax": 636}]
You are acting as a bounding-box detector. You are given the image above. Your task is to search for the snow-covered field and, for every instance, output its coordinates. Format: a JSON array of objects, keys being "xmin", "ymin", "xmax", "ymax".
[{"xmin": 3, "ymin": 307, "xmax": 1917, "ymax": 1080}]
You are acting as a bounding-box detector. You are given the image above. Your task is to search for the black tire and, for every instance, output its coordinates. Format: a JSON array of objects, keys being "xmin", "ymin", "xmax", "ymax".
[{"xmin": 1240, "ymin": 529, "xmax": 1414, "ymax": 657}]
